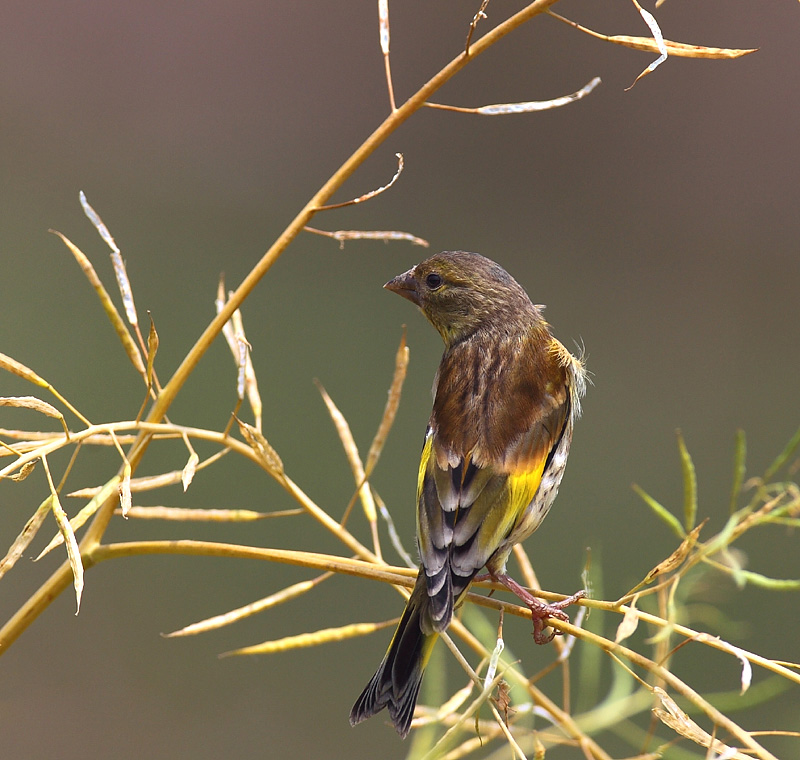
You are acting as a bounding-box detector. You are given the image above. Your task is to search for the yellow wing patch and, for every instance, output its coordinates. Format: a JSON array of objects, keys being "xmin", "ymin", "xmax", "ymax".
[
  {"xmin": 506, "ymin": 456, "xmax": 547, "ymax": 526},
  {"xmin": 417, "ymin": 431, "xmax": 434, "ymax": 505},
  {"xmin": 483, "ymin": 454, "xmax": 548, "ymax": 546}
]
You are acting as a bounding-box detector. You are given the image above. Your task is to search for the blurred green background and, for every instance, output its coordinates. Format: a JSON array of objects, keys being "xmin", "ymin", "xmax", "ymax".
[{"xmin": 2, "ymin": 2, "xmax": 799, "ymax": 758}]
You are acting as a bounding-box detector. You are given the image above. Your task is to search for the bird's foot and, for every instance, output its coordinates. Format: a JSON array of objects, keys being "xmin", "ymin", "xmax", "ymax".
[{"xmin": 487, "ymin": 572, "xmax": 585, "ymax": 645}]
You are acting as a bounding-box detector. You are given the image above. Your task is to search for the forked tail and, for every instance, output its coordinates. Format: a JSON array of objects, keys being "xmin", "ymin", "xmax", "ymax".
[{"xmin": 349, "ymin": 573, "xmax": 437, "ymax": 738}]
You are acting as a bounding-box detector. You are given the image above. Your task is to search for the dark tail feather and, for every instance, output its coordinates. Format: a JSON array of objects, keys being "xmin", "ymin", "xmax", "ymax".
[{"xmin": 350, "ymin": 574, "xmax": 437, "ymax": 739}]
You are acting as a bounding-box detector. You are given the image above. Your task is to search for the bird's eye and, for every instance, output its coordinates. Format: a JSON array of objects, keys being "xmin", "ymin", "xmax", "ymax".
[{"xmin": 425, "ymin": 273, "xmax": 443, "ymax": 290}]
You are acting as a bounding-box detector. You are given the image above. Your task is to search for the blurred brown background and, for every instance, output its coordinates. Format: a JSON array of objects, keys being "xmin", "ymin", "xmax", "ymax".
[{"xmin": 1, "ymin": 1, "xmax": 799, "ymax": 758}]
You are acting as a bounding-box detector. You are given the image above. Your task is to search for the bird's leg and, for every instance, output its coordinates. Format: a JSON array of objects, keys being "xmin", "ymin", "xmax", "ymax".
[{"xmin": 486, "ymin": 572, "xmax": 585, "ymax": 645}]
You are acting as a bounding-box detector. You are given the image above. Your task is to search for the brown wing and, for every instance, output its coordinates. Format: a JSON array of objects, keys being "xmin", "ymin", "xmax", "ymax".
[{"xmin": 415, "ymin": 330, "xmax": 571, "ymax": 632}]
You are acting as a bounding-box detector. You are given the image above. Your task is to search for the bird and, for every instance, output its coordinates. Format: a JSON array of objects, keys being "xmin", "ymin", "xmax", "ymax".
[{"xmin": 349, "ymin": 251, "xmax": 587, "ymax": 738}]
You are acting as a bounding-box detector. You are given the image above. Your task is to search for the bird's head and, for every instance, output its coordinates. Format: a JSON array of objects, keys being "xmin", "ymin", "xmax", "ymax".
[{"xmin": 384, "ymin": 251, "xmax": 537, "ymax": 346}]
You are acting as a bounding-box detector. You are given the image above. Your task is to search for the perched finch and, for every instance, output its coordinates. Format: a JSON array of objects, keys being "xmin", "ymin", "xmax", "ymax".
[{"xmin": 350, "ymin": 251, "xmax": 587, "ymax": 738}]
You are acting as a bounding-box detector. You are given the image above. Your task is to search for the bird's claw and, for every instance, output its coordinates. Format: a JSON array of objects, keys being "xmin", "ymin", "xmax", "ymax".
[
  {"xmin": 485, "ymin": 572, "xmax": 586, "ymax": 644},
  {"xmin": 529, "ymin": 590, "xmax": 586, "ymax": 644}
]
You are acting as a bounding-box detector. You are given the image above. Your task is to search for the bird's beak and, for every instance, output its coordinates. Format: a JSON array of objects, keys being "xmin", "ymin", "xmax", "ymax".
[{"xmin": 384, "ymin": 268, "xmax": 420, "ymax": 306}]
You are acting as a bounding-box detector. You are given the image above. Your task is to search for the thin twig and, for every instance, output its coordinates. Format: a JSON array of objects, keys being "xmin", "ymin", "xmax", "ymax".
[
  {"xmin": 314, "ymin": 153, "xmax": 404, "ymax": 211},
  {"xmin": 465, "ymin": 0, "xmax": 492, "ymax": 54},
  {"xmin": 303, "ymin": 226, "xmax": 429, "ymax": 248},
  {"xmin": 378, "ymin": 0, "xmax": 396, "ymax": 111},
  {"xmin": 547, "ymin": 10, "xmax": 757, "ymax": 60},
  {"xmin": 425, "ymin": 77, "xmax": 601, "ymax": 114}
]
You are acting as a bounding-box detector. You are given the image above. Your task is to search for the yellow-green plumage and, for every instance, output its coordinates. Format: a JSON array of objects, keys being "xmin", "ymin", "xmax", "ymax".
[{"xmin": 350, "ymin": 251, "xmax": 586, "ymax": 738}]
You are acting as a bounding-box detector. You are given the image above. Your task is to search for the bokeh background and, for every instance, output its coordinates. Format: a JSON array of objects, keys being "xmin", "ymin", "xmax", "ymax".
[{"xmin": 2, "ymin": 1, "xmax": 799, "ymax": 758}]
